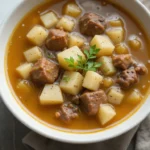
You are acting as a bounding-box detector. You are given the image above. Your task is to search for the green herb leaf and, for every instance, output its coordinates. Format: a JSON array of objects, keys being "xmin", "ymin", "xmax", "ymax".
[
  {"xmin": 64, "ymin": 45, "xmax": 101, "ymax": 72},
  {"xmin": 88, "ymin": 56, "xmax": 96, "ymax": 60},
  {"xmin": 88, "ymin": 68, "xmax": 97, "ymax": 71},
  {"xmin": 94, "ymin": 62, "xmax": 102, "ymax": 68},
  {"xmin": 47, "ymin": 53, "xmax": 56, "ymax": 59},
  {"xmin": 62, "ymin": 75, "xmax": 70, "ymax": 82},
  {"xmin": 87, "ymin": 61, "xmax": 94, "ymax": 69},
  {"xmin": 65, "ymin": 57, "xmax": 75, "ymax": 68},
  {"xmin": 84, "ymin": 50, "xmax": 90, "ymax": 58},
  {"xmin": 84, "ymin": 45, "xmax": 100, "ymax": 60}
]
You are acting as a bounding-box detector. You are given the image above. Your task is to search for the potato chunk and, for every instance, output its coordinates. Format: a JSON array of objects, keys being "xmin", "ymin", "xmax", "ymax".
[
  {"xmin": 90, "ymin": 35, "xmax": 115, "ymax": 57},
  {"xmin": 103, "ymin": 77, "xmax": 114, "ymax": 88},
  {"xmin": 17, "ymin": 80, "xmax": 33, "ymax": 93},
  {"xmin": 115, "ymin": 43, "xmax": 129, "ymax": 54},
  {"xmin": 68, "ymin": 34, "xmax": 85, "ymax": 48},
  {"xmin": 64, "ymin": 3, "xmax": 82, "ymax": 17},
  {"xmin": 106, "ymin": 28, "xmax": 124, "ymax": 45},
  {"xmin": 60, "ymin": 71, "xmax": 83, "ymax": 95},
  {"xmin": 16, "ymin": 63, "xmax": 33, "ymax": 79},
  {"xmin": 40, "ymin": 84, "xmax": 64, "ymax": 105},
  {"xmin": 128, "ymin": 39, "xmax": 141, "ymax": 50},
  {"xmin": 27, "ymin": 25, "xmax": 48, "ymax": 46},
  {"xmin": 107, "ymin": 88, "xmax": 124, "ymax": 105},
  {"xmin": 57, "ymin": 46, "xmax": 86, "ymax": 71},
  {"xmin": 98, "ymin": 56, "xmax": 116, "ymax": 76},
  {"xmin": 56, "ymin": 16, "xmax": 75, "ymax": 32},
  {"xmin": 40, "ymin": 12, "xmax": 58, "ymax": 28},
  {"xmin": 109, "ymin": 19, "xmax": 123, "ymax": 27},
  {"xmin": 82, "ymin": 71, "xmax": 103, "ymax": 91},
  {"xmin": 127, "ymin": 90, "xmax": 142, "ymax": 104},
  {"xmin": 98, "ymin": 104, "xmax": 116, "ymax": 125},
  {"xmin": 24, "ymin": 46, "xmax": 42, "ymax": 62}
]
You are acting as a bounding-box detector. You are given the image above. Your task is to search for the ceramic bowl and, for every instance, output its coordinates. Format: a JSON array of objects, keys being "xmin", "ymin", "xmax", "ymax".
[{"xmin": 0, "ymin": 0, "xmax": 150, "ymax": 144}]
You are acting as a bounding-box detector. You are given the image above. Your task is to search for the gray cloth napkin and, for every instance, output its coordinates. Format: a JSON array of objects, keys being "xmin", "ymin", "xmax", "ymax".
[
  {"xmin": 22, "ymin": 1, "xmax": 150, "ymax": 150},
  {"xmin": 22, "ymin": 117, "xmax": 150, "ymax": 150},
  {"xmin": 22, "ymin": 126, "xmax": 139, "ymax": 150}
]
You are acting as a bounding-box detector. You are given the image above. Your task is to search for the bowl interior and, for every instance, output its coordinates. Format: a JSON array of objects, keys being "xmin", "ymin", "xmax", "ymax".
[{"xmin": 0, "ymin": 0, "xmax": 150, "ymax": 143}]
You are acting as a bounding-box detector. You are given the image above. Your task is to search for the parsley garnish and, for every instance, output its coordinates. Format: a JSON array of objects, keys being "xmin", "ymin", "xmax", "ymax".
[
  {"xmin": 62, "ymin": 75, "xmax": 70, "ymax": 82},
  {"xmin": 65, "ymin": 45, "xmax": 101, "ymax": 72},
  {"xmin": 47, "ymin": 52, "xmax": 56, "ymax": 59}
]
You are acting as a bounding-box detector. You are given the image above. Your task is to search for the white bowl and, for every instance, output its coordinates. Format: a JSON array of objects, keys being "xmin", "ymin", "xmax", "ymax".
[{"xmin": 0, "ymin": 0, "xmax": 150, "ymax": 144}]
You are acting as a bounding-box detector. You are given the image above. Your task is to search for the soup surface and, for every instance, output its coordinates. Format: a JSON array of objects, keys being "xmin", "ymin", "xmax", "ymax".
[{"xmin": 6, "ymin": 0, "xmax": 150, "ymax": 132}]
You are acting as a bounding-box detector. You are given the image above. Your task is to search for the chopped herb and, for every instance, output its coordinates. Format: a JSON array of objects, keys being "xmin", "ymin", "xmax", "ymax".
[
  {"xmin": 64, "ymin": 45, "xmax": 102, "ymax": 72},
  {"xmin": 47, "ymin": 52, "xmax": 56, "ymax": 59},
  {"xmin": 65, "ymin": 57, "xmax": 75, "ymax": 68},
  {"xmin": 62, "ymin": 75, "xmax": 70, "ymax": 82}
]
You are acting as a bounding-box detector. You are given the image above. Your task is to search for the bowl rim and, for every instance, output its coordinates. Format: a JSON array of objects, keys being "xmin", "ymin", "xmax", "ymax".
[{"xmin": 0, "ymin": 0, "xmax": 150, "ymax": 144}]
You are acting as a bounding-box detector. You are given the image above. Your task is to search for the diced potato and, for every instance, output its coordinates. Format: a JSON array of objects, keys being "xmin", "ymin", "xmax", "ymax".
[
  {"xmin": 128, "ymin": 39, "xmax": 141, "ymax": 50},
  {"xmin": 17, "ymin": 80, "xmax": 33, "ymax": 93},
  {"xmin": 56, "ymin": 16, "xmax": 75, "ymax": 32},
  {"xmin": 68, "ymin": 34, "xmax": 85, "ymax": 48},
  {"xmin": 115, "ymin": 43, "xmax": 129, "ymax": 54},
  {"xmin": 107, "ymin": 88, "xmax": 124, "ymax": 105},
  {"xmin": 82, "ymin": 71, "xmax": 103, "ymax": 91},
  {"xmin": 90, "ymin": 35, "xmax": 115, "ymax": 57},
  {"xmin": 40, "ymin": 84, "xmax": 64, "ymax": 105},
  {"xmin": 98, "ymin": 104, "xmax": 116, "ymax": 125},
  {"xmin": 109, "ymin": 19, "xmax": 123, "ymax": 27},
  {"xmin": 98, "ymin": 56, "xmax": 116, "ymax": 76},
  {"xmin": 24, "ymin": 46, "xmax": 42, "ymax": 62},
  {"xmin": 127, "ymin": 90, "xmax": 142, "ymax": 104},
  {"xmin": 60, "ymin": 71, "xmax": 83, "ymax": 95},
  {"xmin": 57, "ymin": 46, "xmax": 86, "ymax": 71},
  {"xmin": 64, "ymin": 3, "xmax": 82, "ymax": 17},
  {"xmin": 16, "ymin": 63, "xmax": 33, "ymax": 79},
  {"xmin": 103, "ymin": 77, "xmax": 113, "ymax": 88},
  {"xmin": 106, "ymin": 28, "xmax": 124, "ymax": 45},
  {"xmin": 27, "ymin": 25, "xmax": 48, "ymax": 46},
  {"xmin": 40, "ymin": 12, "xmax": 58, "ymax": 28}
]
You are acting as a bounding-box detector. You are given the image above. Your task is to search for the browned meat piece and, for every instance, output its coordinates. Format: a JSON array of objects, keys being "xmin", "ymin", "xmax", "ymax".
[
  {"xmin": 112, "ymin": 54, "xmax": 133, "ymax": 70},
  {"xmin": 55, "ymin": 101, "xmax": 79, "ymax": 124},
  {"xmin": 116, "ymin": 67, "xmax": 138, "ymax": 89},
  {"xmin": 64, "ymin": 94, "xmax": 80, "ymax": 105},
  {"xmin": 80, "ymin": 90, "xmax": 107, "ymax": 116},
  {"xmin": 135, "ymin": 64, "xmax": 148, "ymax": 75},
  {"xmin": 31, "ymin": 58, "xmax": 59, "ymax": 85},
  {"xmin": 70, "ymin": 95, "xmax": 80, "ymax": 105},
  {"xmin": 79, "ymin": 13, "xmax": 106, "ymax": 36},
  {"xmin": 46, "ymin": 29, "xmax": 68, "ymax": 51}
]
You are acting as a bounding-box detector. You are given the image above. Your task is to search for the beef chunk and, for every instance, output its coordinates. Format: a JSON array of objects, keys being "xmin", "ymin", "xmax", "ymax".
[
  {"xmin": 80, "ymin": 90, "xmax": 107, "ymax": 116},
  {"xmin": 64, "ymin": 94, "xmax": 80, "ymax": 105},
  {"xmin": 55, "ymin": 102, "xmax": 79, "ymax": 124},
  {"xmin": 31, "ymin": 58, "xmax": 59, "ymax": 85},
  {"xmin": 135, "ymin": 64, "xmax": 148, "ymax": 75},
  {"xmin": 70, "ymin": 95, "xmax": 80, "ymax": 105},
  {"xmin": 46, "ymin": 29, "xmax": 68, "ymax": 51},
  {"xmin": 79, "ymin": 13, "xmax": 106, "ymax": 36},
  {"xmin": 112, "ymin": 54, "xmax": 132, "ymax": 70},
  {"xmin": 116, "ymin": 68, "xmax": 138, "ymax": 89}
]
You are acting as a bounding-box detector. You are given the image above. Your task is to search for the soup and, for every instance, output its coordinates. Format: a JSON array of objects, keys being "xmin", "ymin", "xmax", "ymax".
[{"xmin": 6, "ymin": 0, "xmax": 150, "ymax": 132}]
